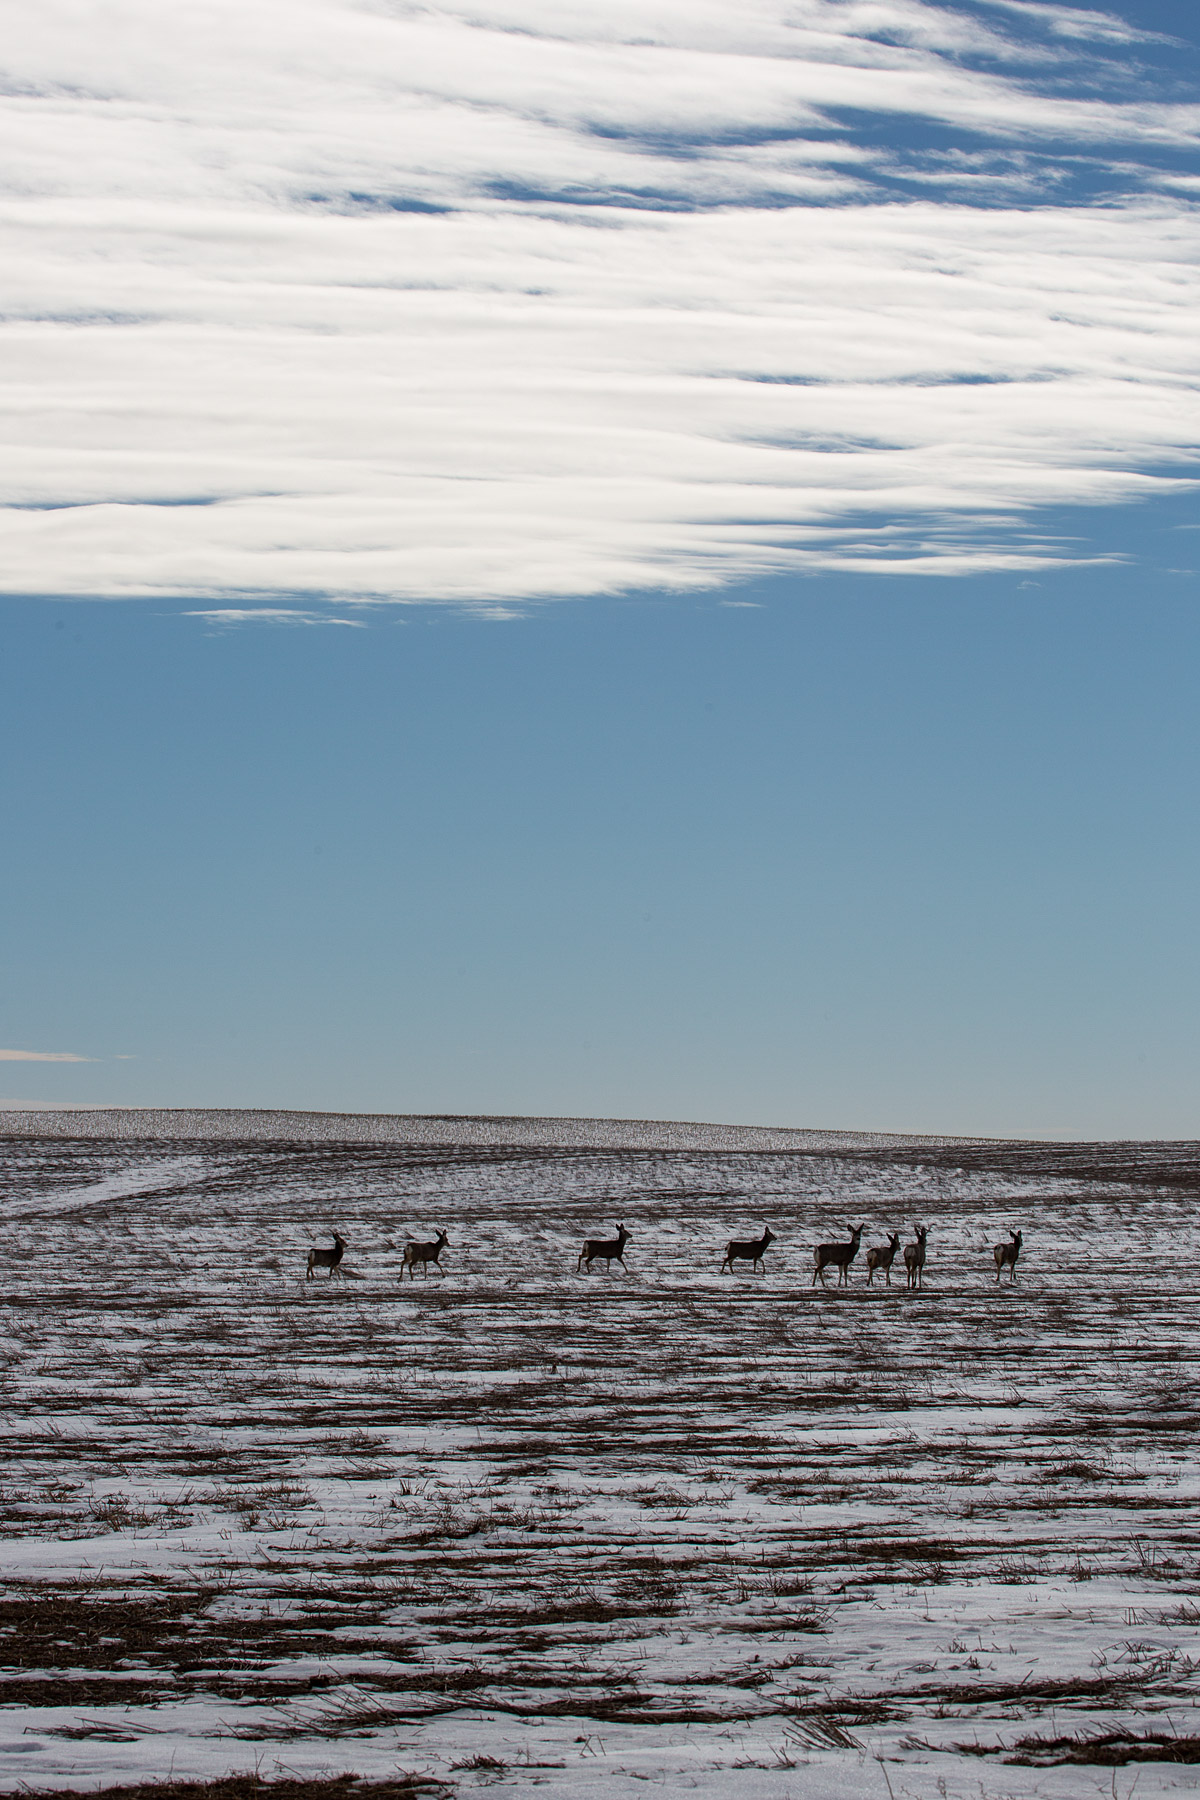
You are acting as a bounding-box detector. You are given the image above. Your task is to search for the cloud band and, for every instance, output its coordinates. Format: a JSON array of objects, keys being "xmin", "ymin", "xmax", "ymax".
[{"xmin": 1, "ymin": 0, "xmax": 1198, "ymax": 605}]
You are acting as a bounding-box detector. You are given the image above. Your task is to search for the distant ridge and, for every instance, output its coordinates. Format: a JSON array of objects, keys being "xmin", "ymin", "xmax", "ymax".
[{"xmin": 0, "ymin": 1105, "xmax": 986, "ymax": 1152}]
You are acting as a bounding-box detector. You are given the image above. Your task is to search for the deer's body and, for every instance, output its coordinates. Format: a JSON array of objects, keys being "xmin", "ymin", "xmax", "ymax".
[
  {"xmin": 401, "ymin": 1229, "xmax": 449, "ymax": 1279},
  {"xmin": 866, "ymin": 1232, "xmax": 901, "ymax": 1286},
  {"xmin": 994, "ymin": 1229, "xmax": 1022, "ymax": 1283},
  {"xmin": 720, "ymin": 1226, "xmax": 775, "ymax": 1274},
  {"xmin": 812, "ymin": 1224, "xmax": 864, "ymax": 1287},
  {"xmin": 306, "ymin": 1231, "xmax": 346, "ymax": 1280},
  {"xmin": 903, "ymin": 1226, "xmax": 928, "ymax": 1290},
  {"xmin": 577, "ymin": 1224, "xmax": 630, "ymax": 1274}
]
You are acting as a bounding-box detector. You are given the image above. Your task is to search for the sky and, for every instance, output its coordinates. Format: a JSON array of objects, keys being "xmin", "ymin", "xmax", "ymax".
[{"xmin": 2, "ymin": 0, "xmax": 1199, "ymax": 1137}]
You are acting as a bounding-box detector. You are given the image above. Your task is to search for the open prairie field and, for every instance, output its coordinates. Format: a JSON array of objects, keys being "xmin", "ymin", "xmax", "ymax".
[{"xmin": 2, "ymin": 1121, "xmax": 1200, "ymax": 1799}]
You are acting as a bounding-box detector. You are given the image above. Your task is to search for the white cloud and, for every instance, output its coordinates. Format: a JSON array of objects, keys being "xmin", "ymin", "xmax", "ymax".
[
  {"xmin": 0, "ymin": 0, "xmax": 1198, "ymax": 606},
  {"xmin": 0, "ymin": 1048, "xmax": 93, "ymax": 1061},
  {"xmin": 184, "ymin": 608, "xmax": 368, "ymax": 625},
  {"xmin": 974, "ymin": 1, "xmax": 1173, "ymax": 46}
]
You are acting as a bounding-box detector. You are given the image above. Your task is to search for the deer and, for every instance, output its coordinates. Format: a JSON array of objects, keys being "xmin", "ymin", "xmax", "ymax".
[
  {"xmin": 866, "ymin": 1231, "xmax": 901, "ymax": 1286},
  {"xmin": 720, "ymin": 1226, "xmax": 775, "ymax": 1275},
  {"xmin": 306, "ymin": 1231, "xmax": 346, "ymax": 1281},
  {"xmin": 577, "ymin": 1223, "xmax": 630, "ymax": 1274},
  {"xmin": 401, "ymin": 1229, "xmax": 449, "ymax": 1279},
  {"xmin": 903, "ymin": 1226, "xmax": 928, "ymax": 1290},
  {"xmin": 812, "ymin": 1224, "xmax": 864, "ymax": 1287},
  {"xmin": 994, "ymin": 1228, "xmax": 1022, "ymax": 1283}
]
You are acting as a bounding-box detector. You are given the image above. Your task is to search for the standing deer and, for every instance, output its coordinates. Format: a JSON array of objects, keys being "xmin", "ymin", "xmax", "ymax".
[
  {"xmin": 401, "ymin": 1229, "xmax": 449, "ymax": 1279},
  {"xmin": 994, "ymin": 1229, "xmax": 1022, "ymax": 1283},
  {"xmin": 577, "ymin": 1224, "xmax": 630, "ymax": 1274},
  {"xmin": 812, "ymin": 1224, "xmax": 864, "ymax": 1287},
  {"xmin": 866, "ymin": 1232, "xmax": 901, "ymax": 1286},
  {"xmin": 720, "ymin": 1226, "xmax": 775, "ymax": 1275},
  {"xmin": 903, "ymin": 1226, "xmax": 928, "ymax": 1290},
  {"xmin": 306, "ymin": 1231, "xmax": 346, "ymax": 1281}
]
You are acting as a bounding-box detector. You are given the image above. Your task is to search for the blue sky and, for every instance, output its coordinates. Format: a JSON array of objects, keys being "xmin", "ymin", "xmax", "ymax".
[{"xmin": 2, "ymin": 0, "xmax": 1199, "ymax": 1135}]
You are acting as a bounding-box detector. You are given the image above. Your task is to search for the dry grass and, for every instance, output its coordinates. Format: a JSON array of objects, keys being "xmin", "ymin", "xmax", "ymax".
[
  {"xmin": 21, "ymin": 1778, "xmax": 450, "ymax": 1800},
  {"xmin": 970, "ymin": 1728, "xmax": 1200, "ymax": 1765}
]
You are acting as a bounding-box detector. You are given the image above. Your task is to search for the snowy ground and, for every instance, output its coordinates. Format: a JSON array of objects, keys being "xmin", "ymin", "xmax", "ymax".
[{"xmin": 2, "ymin": 1125, "xmax": 1200, "ymax": 1799}]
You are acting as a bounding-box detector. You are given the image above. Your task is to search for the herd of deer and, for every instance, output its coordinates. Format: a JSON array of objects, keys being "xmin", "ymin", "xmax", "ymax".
[
  {"xmin": 305, "ymin": 1228, "xmax": 450, "ymax": 1281},
  {"xmin": 305, "ymin": 1223, "xmax": 1024, "ymax": 1286},
  {"xmin": 716, "ymin": 1222, "xmax": 1022, "ymax": 1286}
]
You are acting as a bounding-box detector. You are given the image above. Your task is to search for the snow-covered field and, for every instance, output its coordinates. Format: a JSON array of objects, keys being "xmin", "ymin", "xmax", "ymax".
[{"xmin": 2, "ymin": 1122, "xmax": 1200, "ymax": 1798}]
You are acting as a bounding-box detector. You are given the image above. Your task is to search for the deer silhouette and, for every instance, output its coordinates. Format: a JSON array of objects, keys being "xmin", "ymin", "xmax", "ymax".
[
  {"xmin": 904, "ymin": 1226, "xmax": 928, "ymax": 1290},
  {"xmin": 577, "ymin": 1224, "xmax": 630, "ymax": 1274},
  {"xmin": 812, "ymin": 1224, "xmax": 864, "ymax": 1287},
  {"xmin": 720, "ymin": 1226, "xmax": 775, "ymax": 1274},
  {"xmin": 306, "ymin": 1231, "xmax": 346, "ymax": 1281},
  {"xmin": 401, "ymin": 1229, "xmax": 449, "ymax": 1279},
  {"xmin": 993, "ymin": 1229, "xmax": 1022, "ymax": 1283},
  {"xmin": 866, "ymin": 1232, "xmax": 901, "ymax": 1286}
]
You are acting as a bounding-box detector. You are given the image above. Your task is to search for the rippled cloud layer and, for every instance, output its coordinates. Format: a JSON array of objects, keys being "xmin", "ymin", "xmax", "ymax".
[{"xmin": 3, "ymin": 0, "xmax": 1199, "ymax": 606}]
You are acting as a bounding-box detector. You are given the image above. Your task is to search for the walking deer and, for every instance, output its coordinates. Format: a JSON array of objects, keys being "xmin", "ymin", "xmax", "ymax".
[
  {"xmin": 812, "ymin": 1224, "xmax": 864, "ymax": 1287},
  {"xmin": 577, "ymin": 1224, "xmax": 630, "ymax": 1274},
  {"xmin": 994, "ymin": 1228, "xmax": 1022, "ymax": 1283},
  {"xmin": 903, "ymin": 1226, "xmax": 928, "ymax": 1290},
  {"xmin": 720, "ymin": 1226, "xmax": 775, "ymax": 1274},
  {"xmin": 306, "ymin": 1231, "xmax": 346, "ymax": 1281},
  {"xmin": 866, "ymin": 1231, "xmax": 901, "ymax": 1286},
  {"xmin": 401, "ymin": 1229, "xmax": 449, "ymax": 1279}
]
